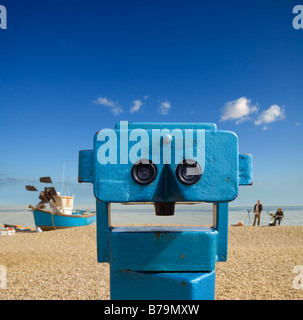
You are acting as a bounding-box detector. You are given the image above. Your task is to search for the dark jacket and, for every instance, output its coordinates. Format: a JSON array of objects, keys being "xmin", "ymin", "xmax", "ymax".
[
  {"xmin": 275, "ymin": 210, "xmax": 284, "ymax": 217},
  {"xmin": 254, "ymin": 203, "xmax": 263, "ymax": 213}
]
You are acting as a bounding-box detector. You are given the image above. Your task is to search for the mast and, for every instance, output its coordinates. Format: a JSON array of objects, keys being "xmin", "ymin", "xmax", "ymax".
[{"xmin": 61, "ymin": 161, "xmax": 65, "ymax": 195}]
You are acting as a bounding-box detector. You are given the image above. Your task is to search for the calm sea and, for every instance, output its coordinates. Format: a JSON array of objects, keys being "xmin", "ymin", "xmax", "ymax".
[{"xmin": 0, "ymin": 204, "xmax": 302, "ymax": 228}]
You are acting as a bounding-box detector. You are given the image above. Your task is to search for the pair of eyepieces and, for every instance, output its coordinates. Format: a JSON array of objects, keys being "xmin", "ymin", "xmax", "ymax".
[{"xmin": 131, "ymin": 159, "xmax": 202, "ymax": 185}]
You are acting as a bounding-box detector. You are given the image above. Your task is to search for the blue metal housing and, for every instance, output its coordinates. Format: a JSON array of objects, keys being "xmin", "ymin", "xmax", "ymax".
[{"xmin": 78, "ymin": 122, "xmax": 252, "ymax": 300}]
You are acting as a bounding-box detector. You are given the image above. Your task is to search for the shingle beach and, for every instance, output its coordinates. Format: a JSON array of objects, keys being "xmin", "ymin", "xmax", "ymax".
[{"xmin": 0, "ymin": 225, "xmax": 302, "ymax": 300}]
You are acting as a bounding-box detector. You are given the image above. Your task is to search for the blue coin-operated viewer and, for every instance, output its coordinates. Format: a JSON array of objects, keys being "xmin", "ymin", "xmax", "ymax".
[{"xmin": 78, "ymin": 122, "xmax": 253, "ymax": 300}]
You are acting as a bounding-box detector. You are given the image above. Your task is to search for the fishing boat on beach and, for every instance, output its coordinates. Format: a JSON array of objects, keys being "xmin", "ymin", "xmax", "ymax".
[{"xmin": 25, "ymin": 176, "xmax": 96, "ymax": 231}]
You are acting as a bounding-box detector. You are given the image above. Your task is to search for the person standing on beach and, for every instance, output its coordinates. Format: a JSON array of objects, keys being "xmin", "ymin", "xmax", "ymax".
[{"xmin": 253, "ymin": 200, "xmax": 263, "ymax": 226}]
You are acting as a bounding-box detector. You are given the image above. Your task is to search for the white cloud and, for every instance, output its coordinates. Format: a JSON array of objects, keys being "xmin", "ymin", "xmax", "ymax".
[
  {"xmin": 158, "ymin": 100, "xmax": 171, "ymax": 115},
  {"xmin": 93, "ymin": 97, "xmax": 115, "ymax": 107},
  {"xmin": 110, "ymin": 105, "xmax": 123, "ymax": 116},
  {"xmin": 220, "ymin": 97, "xmax": 258, "ymax": 124},
  {"xmin": 220, "ymin": 97, "xmax": 286, "ymax": 130},
  {"xmin": 93, "ymin": 96, "xmax": 123, "ymax": 116},
  {"xmin": 254, "ymin": 105, "xmax": 285, "ymax": 127},
  {"xmin": 129, "ymin": 99, "xmax": 143, "ymax": 114}
]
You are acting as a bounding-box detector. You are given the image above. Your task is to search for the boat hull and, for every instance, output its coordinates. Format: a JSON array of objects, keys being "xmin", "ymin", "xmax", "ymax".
[{"xmin": 32, "ymin": 209, "xmax": 96, "ymax": 231}]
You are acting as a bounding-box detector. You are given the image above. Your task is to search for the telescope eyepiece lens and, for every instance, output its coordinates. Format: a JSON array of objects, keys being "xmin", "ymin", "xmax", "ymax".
[
  {"xmin": 132, "ymin": 160, "xmax": 157, "ymax": 185},
  {"xmin": 176, "ymin": 160, "xmax": 201, "ymax": 185},
  {"xmin": 138, "ymin": 167, "xmax": 150, "ymax": 180}
]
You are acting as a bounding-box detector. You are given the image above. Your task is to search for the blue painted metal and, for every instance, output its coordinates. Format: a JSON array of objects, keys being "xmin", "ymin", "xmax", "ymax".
[
  {"xmin": 239, "ymin": 153, "xmax": 253, "ymax": 186},
  {"xmin": 96, "ymin": 201, "xmax": 110, "ymax": 263},
  {"xmin": 78, "ymin": 122, "xmax": 252, "ymax": 300},
  {"xmin": 110, "ymin": 270, "xmax": 216, "ymax": 300},
  {"xmin": 32, "ymin": 209, "xmax": 96, "ymax": 231},
  {"xmin": 78, "ymin": 150, "xmax": 94, "ymax": 183},
  {"xmin": 92, "ymin": 128, "xmax": 240, "ymax": 203},
  {"xmin": 110, "ymin": 226, "xmax": 217, "ymax": 272}
]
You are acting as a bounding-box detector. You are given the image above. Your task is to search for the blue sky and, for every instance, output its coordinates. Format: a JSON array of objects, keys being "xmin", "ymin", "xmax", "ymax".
[{"xmin": 0, "ymin": 0, "xmax": 302, "ymax": 207}]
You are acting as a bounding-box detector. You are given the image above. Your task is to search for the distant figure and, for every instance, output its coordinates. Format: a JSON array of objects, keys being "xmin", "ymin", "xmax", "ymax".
[
  {"xmin": 253, "ymin": 200, "xmax": 263, "ymax": 226},
  {"xmin": 274, "ymin": 208, "xmax": 284, "ymax": 226}
]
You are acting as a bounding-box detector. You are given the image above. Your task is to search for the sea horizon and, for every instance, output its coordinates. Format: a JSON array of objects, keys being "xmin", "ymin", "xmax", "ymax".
[
  {"xmin": 1, "ymin": 203, "xmax": 302, "ymax": 209},
  {"xmin": 1, "ymin": 203, "xmax": 302, "ymax": 228}
]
